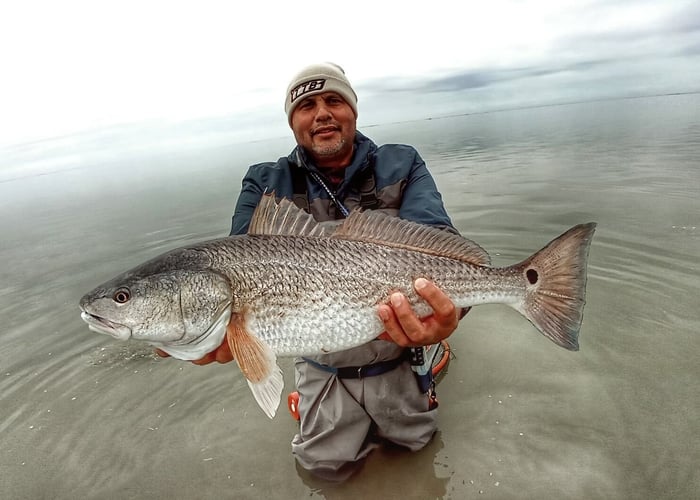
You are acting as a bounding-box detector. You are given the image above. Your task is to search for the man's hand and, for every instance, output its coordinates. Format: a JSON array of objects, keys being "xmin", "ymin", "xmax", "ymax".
[
  {"xmin": 155, "ymin": 341, "xmax": 234, "ymax": 365},
  {"xmin": 377, "ymin": 278, "xmax": 466, "ymax": 347}
]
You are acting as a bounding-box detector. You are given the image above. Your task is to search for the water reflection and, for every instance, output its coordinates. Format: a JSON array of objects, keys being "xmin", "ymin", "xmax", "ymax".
[
  {"xmin": 298, "ymin": 433, "xmax": 449, "ymax": 499},
  {"xmin": 1, "ymin": 94, "xmax": 698, "ymax": 499}
]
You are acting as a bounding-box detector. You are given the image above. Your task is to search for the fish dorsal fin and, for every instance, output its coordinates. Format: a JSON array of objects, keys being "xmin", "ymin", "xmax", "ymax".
[
  {"xmin": 248, "ymin": 192, "xmax": 331, "ymax": 237},
  {"xmin": 332, "ymin": 209, "xmax": 491, "ymax": 266}
]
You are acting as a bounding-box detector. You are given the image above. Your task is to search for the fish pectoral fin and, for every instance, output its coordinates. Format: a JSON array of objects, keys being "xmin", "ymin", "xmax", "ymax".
[
  {"xmin": 244, "ymin": 372, "xmax": 283, "ymax": 420},
  {"xmin": 227, "ymin": 314, "xmax": 283, "ymax": 419}
]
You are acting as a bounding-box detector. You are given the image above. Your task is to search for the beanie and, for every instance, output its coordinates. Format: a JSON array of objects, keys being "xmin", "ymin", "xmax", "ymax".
[{"xmin": 284, "ymin": 63, "xmax": 358, "ymax": 125}]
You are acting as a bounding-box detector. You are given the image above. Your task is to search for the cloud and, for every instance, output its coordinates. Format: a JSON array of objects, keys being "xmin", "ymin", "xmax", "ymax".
[
  {"xmin": 2, "ymin": 0, "xmax": 699, "ymax": 147},
  {"xmin": 663, "ymin": 2, "xmax": 700, "ymax": 34},
  {"xmin": 353, "ymin": 0, "xmax": 700, "ymax": 109}
]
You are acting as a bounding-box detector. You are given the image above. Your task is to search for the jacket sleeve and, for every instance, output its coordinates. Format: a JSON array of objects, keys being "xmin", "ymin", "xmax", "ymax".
[
  {"xmin": 398, "ymin": 149, "xmax": 459, "ymax": 234},
  {"xmin": 229, "ymin": 167, "xmax": 265, "ymax": 235}
]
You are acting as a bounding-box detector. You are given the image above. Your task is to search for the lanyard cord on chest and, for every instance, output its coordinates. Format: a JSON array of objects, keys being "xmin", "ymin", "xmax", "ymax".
[
  {"xmin": 294, "ymin": 149, "xmax": 351, "ymax": 218},
  {"xmin": 306, "ymin": 169, "xmax": 350, "ymax": 218}
]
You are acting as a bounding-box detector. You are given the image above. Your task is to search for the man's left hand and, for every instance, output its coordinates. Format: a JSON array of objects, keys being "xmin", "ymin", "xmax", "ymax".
[
  {"xmin": 377, "ymin": 278, "xmax": 466, "ymax": 347},
  {"xmin": 154, "ymin": 341, "xmax": 234, "ymax": 365}
]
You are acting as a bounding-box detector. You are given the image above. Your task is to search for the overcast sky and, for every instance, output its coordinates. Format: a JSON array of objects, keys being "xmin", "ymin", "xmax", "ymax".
[{"xmin": 1, "ymin": 0, "xmax": 698, "ymax": 146}]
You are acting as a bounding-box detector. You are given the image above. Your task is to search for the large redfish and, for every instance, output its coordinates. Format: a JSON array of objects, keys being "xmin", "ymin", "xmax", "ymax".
[{"xmin": 79, "ymin": 194, "xmax": 596, "ymax": 418}]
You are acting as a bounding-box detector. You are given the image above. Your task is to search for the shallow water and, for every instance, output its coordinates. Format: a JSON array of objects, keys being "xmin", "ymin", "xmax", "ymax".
[{"xmin": 1, "ymin": 94, "xmax": 698, "ymax": 499}]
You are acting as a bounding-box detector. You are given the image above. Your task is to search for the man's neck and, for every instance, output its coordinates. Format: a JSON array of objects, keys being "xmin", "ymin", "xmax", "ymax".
[
  {"xmin": 311, "ymin": 153, "xmax": 352, "ymax": 169},
  {"xmin": 318, "ymin": 166, "xmax": 345, "ymax": 190}
]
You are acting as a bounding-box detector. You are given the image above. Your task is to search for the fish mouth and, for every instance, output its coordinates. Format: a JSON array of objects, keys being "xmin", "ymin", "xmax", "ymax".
[{"xmin": 80, "ymin": 311, "xmax": 132, "ymax": 340}]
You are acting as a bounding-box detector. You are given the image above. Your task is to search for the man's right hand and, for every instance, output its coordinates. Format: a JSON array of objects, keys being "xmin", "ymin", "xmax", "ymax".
[{"xmin": 155, "ymin": 341, "xmax": 234, "ymax": 365}]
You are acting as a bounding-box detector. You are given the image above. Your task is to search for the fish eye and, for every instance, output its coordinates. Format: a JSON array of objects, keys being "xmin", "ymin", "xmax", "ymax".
[{"xmin": 113, "ymin": 288, "xmax": 131, "ymax": 304}]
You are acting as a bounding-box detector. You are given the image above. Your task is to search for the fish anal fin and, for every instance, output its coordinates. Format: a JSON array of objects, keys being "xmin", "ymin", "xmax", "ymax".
[
  {"xmin": 226, "ymin": 313, "xmax": 283, "ymax": 418},
  {"xmin": 333, "ymin": 209, "xmax": 491, "ymax": 266}
]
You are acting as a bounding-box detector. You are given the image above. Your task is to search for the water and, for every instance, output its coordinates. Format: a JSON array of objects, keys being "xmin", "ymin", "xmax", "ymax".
[{"xmin": 1, "ymin": 94, "xmax": 698, "ymax": 499}]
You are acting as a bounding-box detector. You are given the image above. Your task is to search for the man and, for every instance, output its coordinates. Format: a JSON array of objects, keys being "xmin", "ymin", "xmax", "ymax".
[{"xmin": 193, "ymin": 63, "xmax": 464, "ymax": 481}]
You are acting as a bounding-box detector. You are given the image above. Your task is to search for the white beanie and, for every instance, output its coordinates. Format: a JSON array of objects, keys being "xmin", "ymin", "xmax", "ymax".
[{"xmin": 284, "ymin": 62, "xmax": 358, "ymax": 125}]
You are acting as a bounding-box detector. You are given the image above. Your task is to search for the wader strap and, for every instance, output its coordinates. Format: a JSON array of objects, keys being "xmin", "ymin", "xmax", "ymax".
[
  {"xmin": 354, "ymin": 156, "xmax": 380, "ymax": 211},
  {"xmin": 290, "ymin": 163, "xmax": 310, "ymax": 212}
]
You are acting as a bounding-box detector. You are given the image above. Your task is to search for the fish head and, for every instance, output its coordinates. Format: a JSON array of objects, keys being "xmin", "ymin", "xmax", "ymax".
[{"xmin": 79, "ymin": 269, "xmax": 233, "ymax": 345}]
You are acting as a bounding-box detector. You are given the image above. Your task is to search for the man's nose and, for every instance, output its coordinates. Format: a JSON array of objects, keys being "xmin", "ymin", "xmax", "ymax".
[{"xmin": 314, "ymin": 104, "xmax": 332, "ymax": 121}]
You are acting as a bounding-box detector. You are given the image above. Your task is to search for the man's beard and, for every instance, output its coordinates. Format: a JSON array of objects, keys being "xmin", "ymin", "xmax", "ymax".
[{"xmin": 312, "ymin": 137, "xmax": 347, "ymax": 157}]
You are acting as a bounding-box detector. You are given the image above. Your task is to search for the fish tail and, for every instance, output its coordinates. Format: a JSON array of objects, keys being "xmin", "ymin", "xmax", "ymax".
[{"xmin": 511, "ymin": 223, "xmax": 597, "ymax": 351}]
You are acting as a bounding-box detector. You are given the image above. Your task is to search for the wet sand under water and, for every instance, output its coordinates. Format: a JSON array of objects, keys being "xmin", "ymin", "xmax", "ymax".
[{"xmin": 1, "ymin": 95, "xmax": 698, "ymax": 499}]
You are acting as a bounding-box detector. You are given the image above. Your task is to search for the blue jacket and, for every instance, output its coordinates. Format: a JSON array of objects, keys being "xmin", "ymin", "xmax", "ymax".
[{"xmin": 230, "ymin": 131, "xmax": 455, "ymax": 235}]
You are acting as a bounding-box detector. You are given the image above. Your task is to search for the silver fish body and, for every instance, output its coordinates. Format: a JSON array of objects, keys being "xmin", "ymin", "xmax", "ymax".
[
  {"xmin": 176, "ymin": 237, "xmax": 530, "ymax": 354},
  {"xmin": 80, "ymin": 195, "xmax": 596, "ymax": 417}
]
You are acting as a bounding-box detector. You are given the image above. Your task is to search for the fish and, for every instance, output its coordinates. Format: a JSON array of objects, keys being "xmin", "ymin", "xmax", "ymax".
[{"xmin": 79, "ymin": 194, "xmax": 596, "ymax": 418}]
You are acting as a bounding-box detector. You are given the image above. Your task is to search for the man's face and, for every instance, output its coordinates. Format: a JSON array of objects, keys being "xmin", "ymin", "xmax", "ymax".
[{"xmin": 290, "ymin": 92, "xmax": 356, "ymax": 168}]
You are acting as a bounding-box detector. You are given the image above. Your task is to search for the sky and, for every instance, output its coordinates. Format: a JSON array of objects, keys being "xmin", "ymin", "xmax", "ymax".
[{"xmin": 1, "ymin": 0, "xmax": 699, "ymax": 146}]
